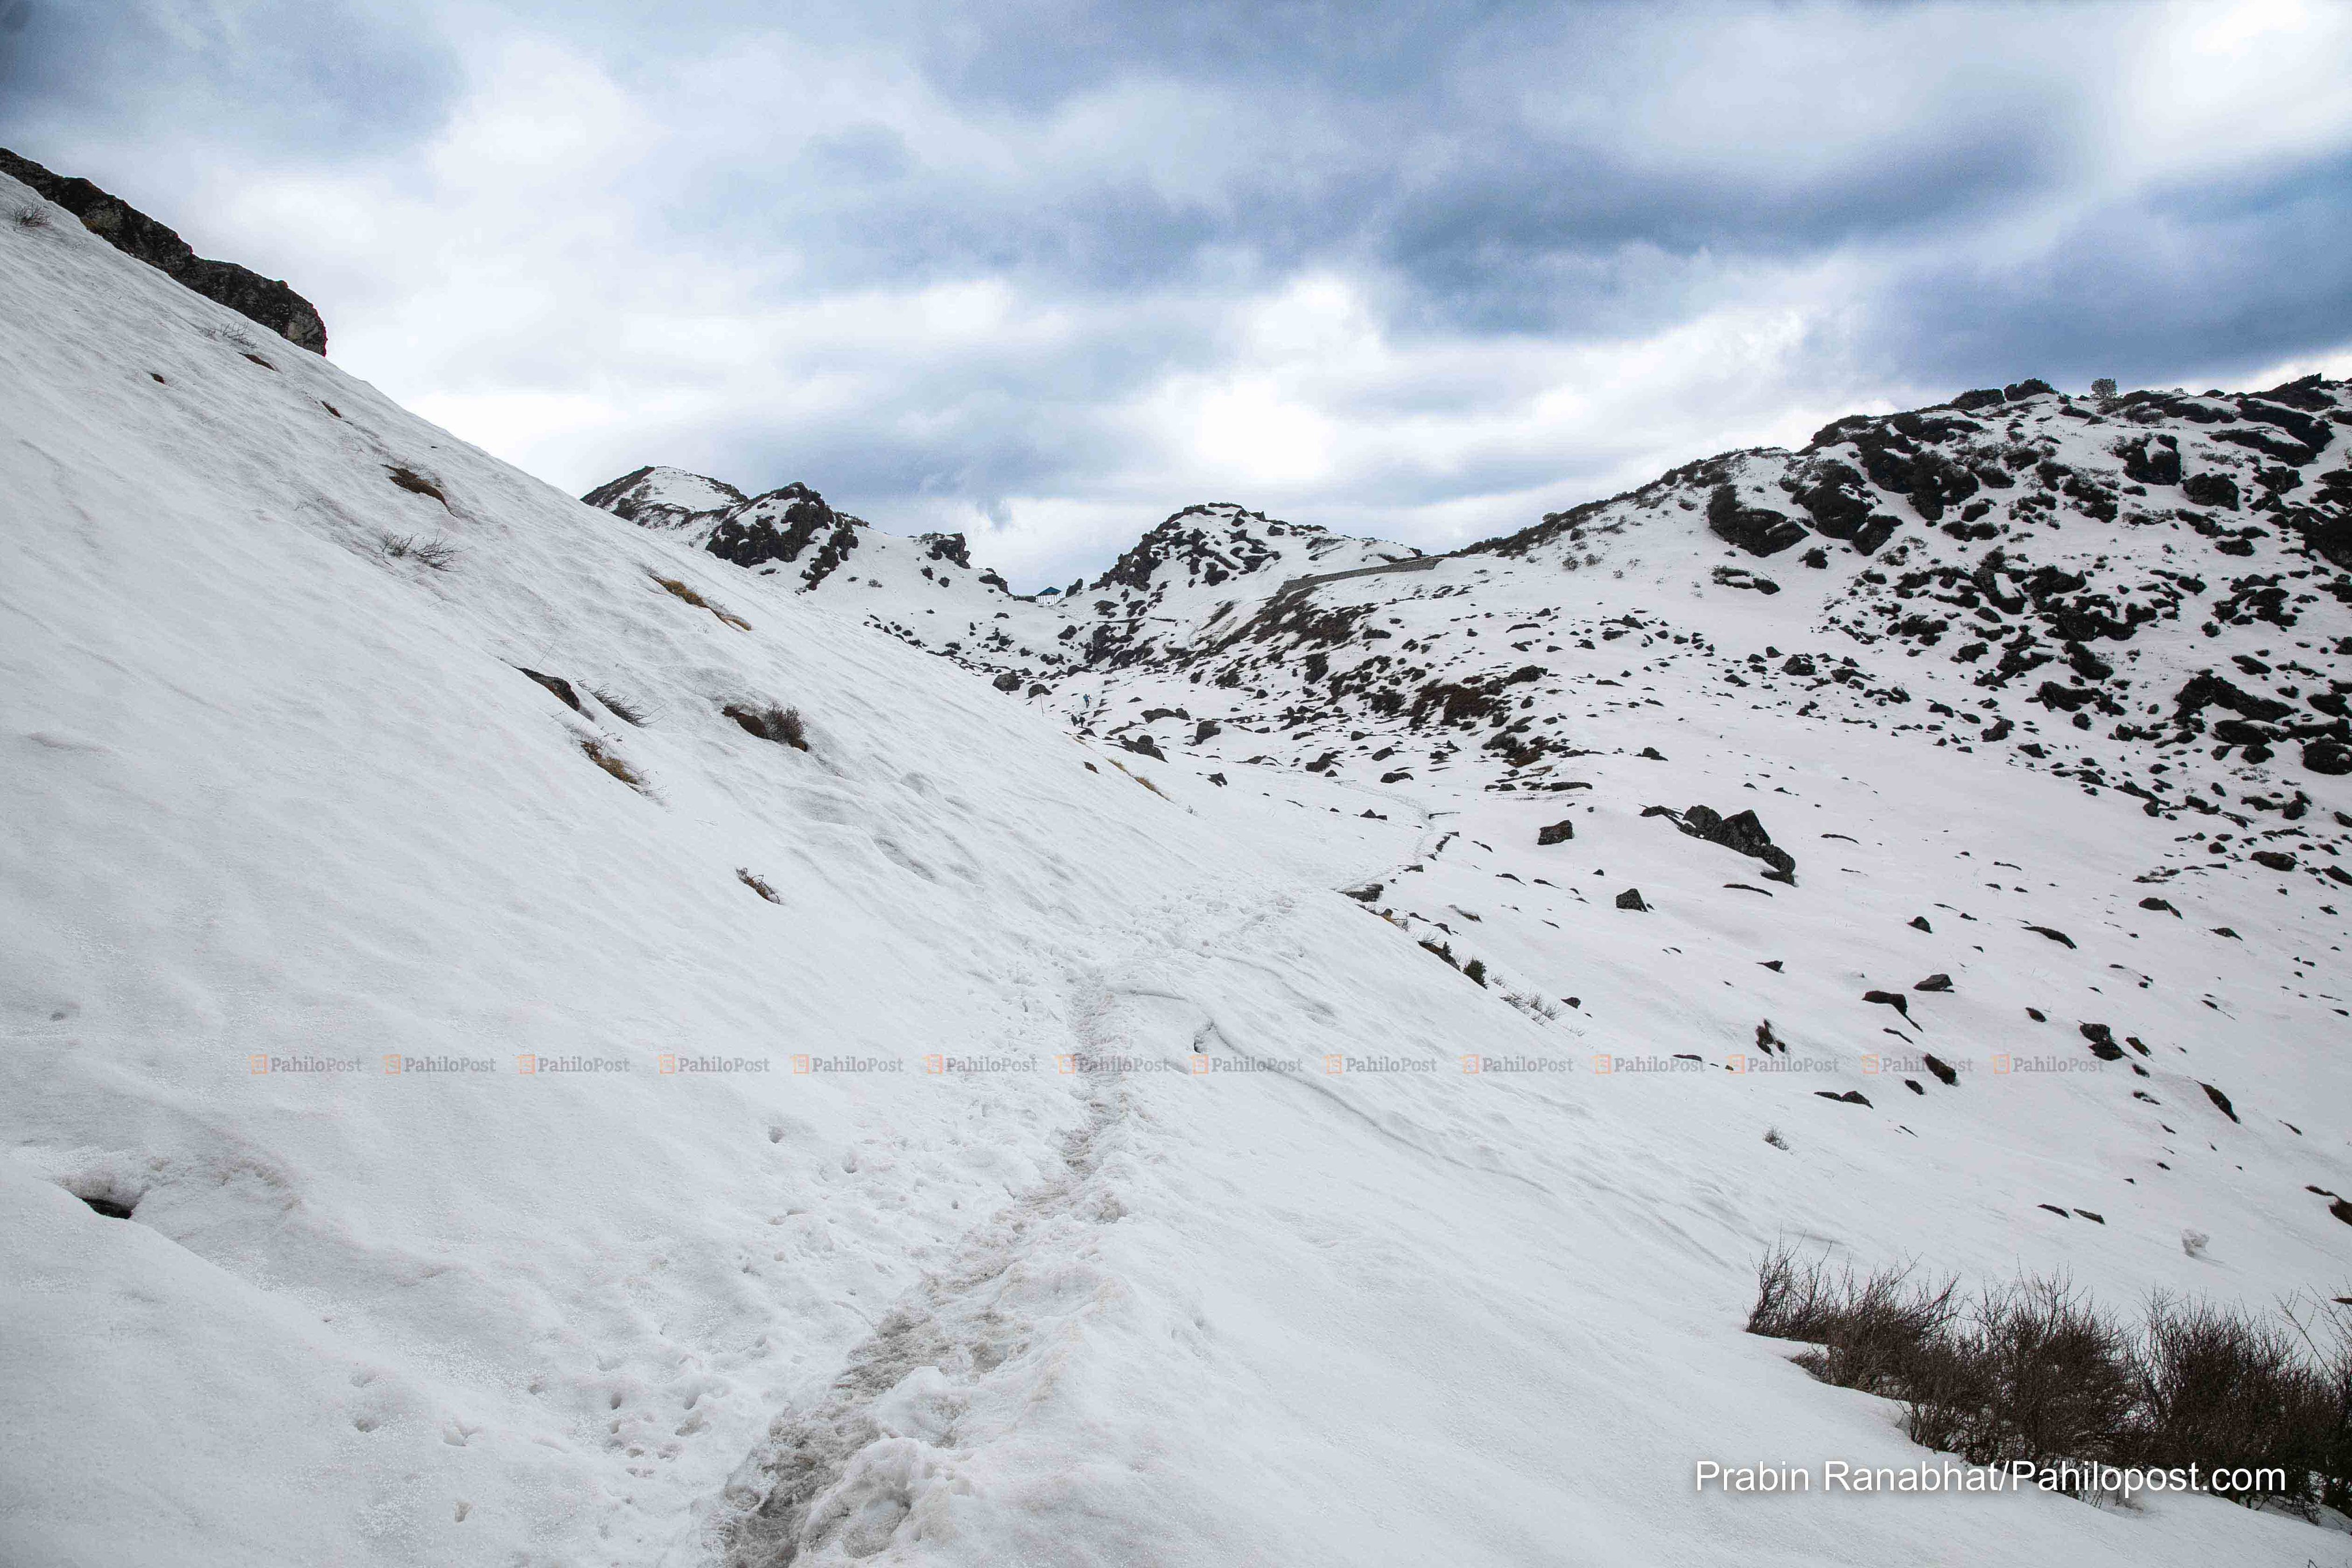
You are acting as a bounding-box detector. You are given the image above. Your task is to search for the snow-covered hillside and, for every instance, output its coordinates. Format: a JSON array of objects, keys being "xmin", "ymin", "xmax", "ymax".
[{"xmin": 6, "ymin": 157, "xmax": 2351, "ymax": 1568}]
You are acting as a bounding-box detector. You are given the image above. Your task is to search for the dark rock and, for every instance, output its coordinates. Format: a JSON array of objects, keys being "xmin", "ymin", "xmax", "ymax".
[
  {"xmin": 1815, "ymin": 1090, "xmax": 1873, "ymax": 1107},
  {"xmin": 2304, "ymin": 738, "xmax": 2352, "ymax": 775},
  {"xmin": 1537, "ymin": 820, "xmax": 1575, "ymax": 846},
  {"xmin": 2075, "ymin": 1210, "xmax": 2105, "ymax": 1224},
  {"xmin": 2182, "ymin": 472, "xmax": 2240, "ymax": 511},
  {"xmin": 1913, "ymin": 973, "xmax": 1952, "ymax": 992},
  {"xmin": 1, "ymin": 147, "xmax": 328, "ymax": 351},
  {"xmin": 2139, "ymin": 896, "xmax": 2180, "ymax": 916},
  {"xmin": 1790, "ymin": 461, "xmax": 1897, "ymax": 548},
  {"xmin": 1909, "ymin": 916, "xmax": 1932, "ymax": 932},
  {"xmin": 2080, "ymin": 1023, "xmax": 2125, "ymax": 1061},
  {"xmin": 517, "ymin": 668, "xmax": 584, "ymax": 714},
  {"xmin": 1863, "ymin": 989, "xmax": 1910, "ymax": 1017},
  {"xmin": 2200, "ymin": 1082, "xmax": 2239, "ymax": 1123},
  {"xmin": 704, "ymin": 483, "xmax": 865, "ymax": 587},
  {"xmin": 1669, "ymin": 804, "xmax": 1797, "ymax": 883},
  {"xmin": 2252, "ymin": 850, "xmax": 2297, "ymax": 872},
  {"xmin": 1707, "ymin": 484, "xmax": 1810, "ymax": 556},
  {"xmin": 992, "ymin": 671, "xmax": 1023, "ymax": 692},
  {"xmin": 1615, "ymin": 888, "xmax": 1649, "ymax": 911},
  {"xmin": 2025, "ymin": 925, "xmax": 2076, "ymax": 948},
  {"xmin": 2119, "ymin": 436, "xmax": 2181, "ymax": 486},
  {"xmin": 1922, "ymin": 1053, "xmax": 1958, "ymax": 1086}
]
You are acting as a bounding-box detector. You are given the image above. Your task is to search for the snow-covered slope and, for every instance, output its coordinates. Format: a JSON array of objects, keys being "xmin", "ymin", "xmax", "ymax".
[{"xmin": 5, "ymin": 159, "xmax": 2351, "ymax": 1568}]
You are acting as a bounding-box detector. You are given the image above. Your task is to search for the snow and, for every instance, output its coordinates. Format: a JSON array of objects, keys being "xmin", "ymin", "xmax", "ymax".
[{"xmin": 5, "ymin": 165, "xmax": 2350, "ymax": 1566}]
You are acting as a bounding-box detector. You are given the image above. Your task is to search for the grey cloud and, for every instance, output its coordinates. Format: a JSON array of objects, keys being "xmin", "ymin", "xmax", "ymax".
[{"xmin": 0, "ymin": 1, "xmax": 461, "ymax": 165}]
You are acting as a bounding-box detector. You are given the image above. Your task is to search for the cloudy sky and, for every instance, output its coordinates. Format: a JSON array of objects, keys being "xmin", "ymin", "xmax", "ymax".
[{"xmin": 6, "ymin": 1, "xmax": 2351, "ymax": 585}]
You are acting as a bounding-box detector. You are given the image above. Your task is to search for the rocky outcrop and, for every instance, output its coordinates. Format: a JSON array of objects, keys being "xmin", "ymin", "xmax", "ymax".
[{"xmin": 2, "ymin": 148, "xmax": 328, "ymax": 353}]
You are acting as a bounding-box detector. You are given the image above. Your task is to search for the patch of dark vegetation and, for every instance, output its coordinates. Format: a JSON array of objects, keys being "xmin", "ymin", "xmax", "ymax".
[
  {"xmin": 724, "ymin": 703, "xmax": 808, "ymax": 751},
  {"xmin": 1750, "ymin": 1246, "xmax": 2352, "ymax": 1514}
]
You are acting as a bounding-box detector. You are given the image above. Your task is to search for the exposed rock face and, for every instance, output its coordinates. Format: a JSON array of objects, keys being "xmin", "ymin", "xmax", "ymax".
[
  {"xmin": 1646, "ymin": 803, "xmax": 1798, "ymax": 883},
  {"xmin": 1, "ymin": 148, "xmax": 328, "ymax": 353},
  {"xmin": 579, "ymin": 466, "xmax": 747, "ymax": 528},
  {"xmin": 705, "ymin": 483, "xmax": 866, "ymax": 586}
]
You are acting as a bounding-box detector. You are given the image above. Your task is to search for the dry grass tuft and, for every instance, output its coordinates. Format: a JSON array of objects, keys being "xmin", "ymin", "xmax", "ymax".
[
  {"xmin": 594, "ymin": 688, "xmax": 649, "ymax": 726},
  {"xmin": 12, "ymin": 205, "xmax": 49, "ymax": 230},
  {"xmin": 736, "ymin": 868, "xmax": 781, "ymax": 903},
  {"xmin": 652, "ymin": 575, "xmax": 751, "ymax": 630},
  {"xmin": 580, "ymin": 737, "xmax": 650, "ymax": 793}
]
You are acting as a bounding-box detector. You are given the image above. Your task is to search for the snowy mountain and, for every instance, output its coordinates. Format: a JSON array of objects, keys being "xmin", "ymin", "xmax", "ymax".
[{"xmin": 7, "ymin": 152, "xmax": 2352, "ymax": 1568}]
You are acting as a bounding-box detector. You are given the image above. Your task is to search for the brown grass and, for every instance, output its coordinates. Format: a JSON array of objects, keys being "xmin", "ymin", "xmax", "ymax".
[
  {"xmin": 736, "ymin": 868, "xmax": 781, "ymax": 903},
  {"xmin": 652, "ymin": 574, "xmax": 751, "ymax": 630},
  {"xmin": 580, "ymin": 737, "xmax": 649, "ymax": 793}
]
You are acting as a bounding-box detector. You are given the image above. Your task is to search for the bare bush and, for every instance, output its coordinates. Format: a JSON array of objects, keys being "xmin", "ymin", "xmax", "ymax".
[
  {"xmin": 1751, "ymin": 1249, "xmax": 2352, "ymax": 1512},
  {"xmin": 736, "ymin": 868, "xmax": 780, "ymax": 903},
  {"xmin": 11, "ymin": 204, "xmax": 48, "ymax": 230},
  {"xmin": 381, "ymin": 532, "xmax": 459, "ymax": 570},
  {"xmin": 1905, "ymin": 1276, "xmax": 2136, "ymax": 1483},
  {"xmin": 2133, "ymin": 1295, "xmax": 2336, "ymax": 1515},
  {"xmin": 723, "ymin": 703, "xmax": 807, "ymax": 750}
]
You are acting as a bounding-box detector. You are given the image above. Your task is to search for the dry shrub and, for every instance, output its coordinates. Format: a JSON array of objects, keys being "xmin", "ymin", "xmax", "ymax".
[
  {"xmin": 724, "ymin": 703, "xmax": 807, "ymax": 750},
  {"xmin": 736, "ymin": 868, "xmax": 780, "ymax": 903},
  {"xmin": 2132, "ymin": 1295, "xmax": 2343, "ymax": 1513},
  {"xmin": 382, "ymin": 532, "xmax": 459, "ymax": 570},
  {"xmin": 1750, "ymin": 1247, "xmax": 2352, "ymax": 1513},
  {"xmin": 12, "ymin": 205, "xmax": 48, "ymax": 230},
  {"xmin": 1904, "ymin": 1277, "xmax": 2136, "ymax": 1484}
]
